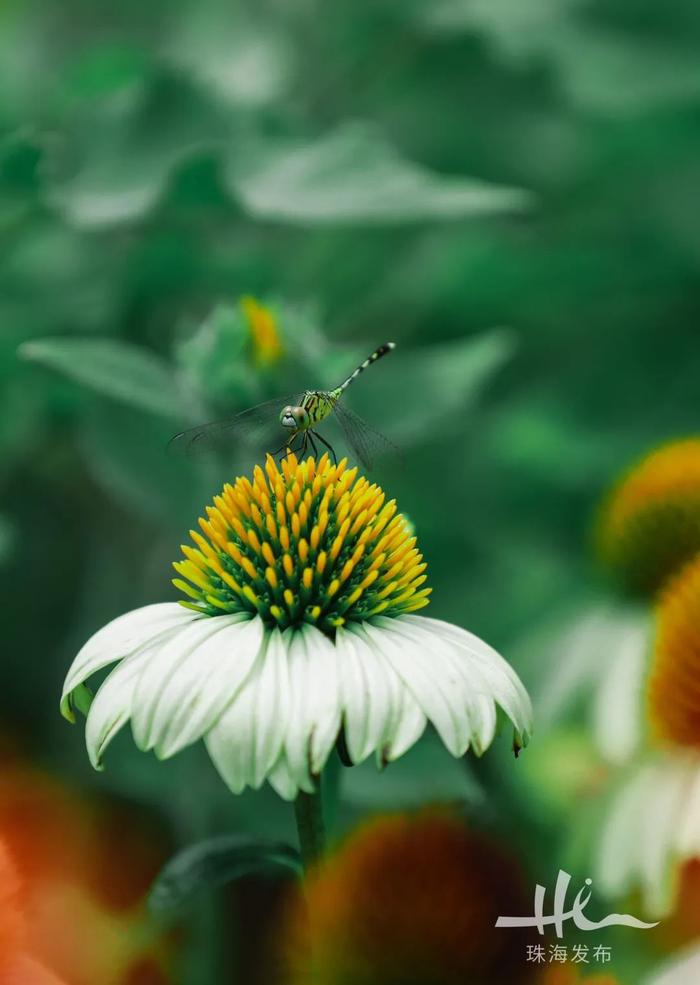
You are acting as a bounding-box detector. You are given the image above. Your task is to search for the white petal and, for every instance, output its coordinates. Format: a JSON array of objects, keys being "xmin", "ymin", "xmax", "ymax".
[
  {"xmin": 465, "ymin": 693, "xmax": 498, "ymax": 757},
  {"xmin": 638, "ymin": 762, "xmax": 690, "ymax": 915},
  {"xmin": 283, "ymin": 625, "xmax": 342, "ymax": 790},
  {"xmin": 85, "ymin": 644, "xmax": 155, "ymax": 769},
  {"xmin": 411, "ymin": 614, "xmax": 533, "ymax": 740},
  {"xmin": 205, "ymin": 629, "xmax": 290, "ymax": 793},
  {"xmin": 381, "ymin": 616, "xmax": 500, "ymax": 755},
  {"xmin": 535, "ymin": 603, "xmax": 639, "ymax": 726},
  {"xmin": 596, "ymin": 763, "xmax": 651, "ymax": 899},
  {"xmin": 597, "ymin": 755, "xmax": 699, "ymax": 918},
  {"xmin": 592, "ymin": 610, "xmax": 650, "ymax": 764},
  {"xmin": 130, "ymin": 615, "xmax": 247, "ymax": 752},
  {"xmin": 385, "ymin": 685, "xmax": 427, "ymax": 762},
  {"xmin": 267, "ymin": 751, "xmax": 301, "ymax": 801},
  {"xmin": 363, "ymin": 618, "xmax": 468, "ymax": 757},
  {"xmin": 61, "ymin": 603, "xmax": 197, "ymax": 719},
  {"xmin": 647, "ymin": 943, "xmax": 700, "ymax": 985},
  {"xmin": 336, "ymin": 624, "xmax": 401, "ymax": 763},
  {"xmin": 677, "ymin": 764, "xmax": 700, "ymax": 857},
  {"xmin": 339, "ymin": 623, "xmax": 428, "ymax": 764},
  {"xmin": 150, "ymin": 615, "xmax": 264, "ymax": 759}
]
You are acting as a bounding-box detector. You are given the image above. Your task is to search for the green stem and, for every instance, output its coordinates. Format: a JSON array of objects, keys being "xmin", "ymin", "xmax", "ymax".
[{"xmin": 294, "ymin": 782, "xmax": 326, "ymax": 872}]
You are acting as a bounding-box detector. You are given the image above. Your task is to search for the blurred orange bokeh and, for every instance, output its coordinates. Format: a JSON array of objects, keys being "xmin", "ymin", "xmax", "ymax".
[
  {"xmin": 540, "ymin": 968, "xmax": 619, "ymax": 985},
  {"xmin": 0, "ymin": 762, "xmax": 175, "ymax": 985},
  {"xmin": 283, "ymin": 808, "xmax": 537, "ymax": 985}
]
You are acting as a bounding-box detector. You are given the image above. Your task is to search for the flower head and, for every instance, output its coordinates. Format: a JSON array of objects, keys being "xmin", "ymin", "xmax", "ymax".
[
  {"xmin": 173, "ymin": 452, "xmax": 430, "ymax": 631},
  {"xmin": 648, "ymin": 555, "xmax": 700, "ymax": 749},
  {"xmin": 596, "ymin": 438, "xmax": 700, "ymax": 597},
  {"xmin": 282, "ymin": 810, "xmax": 535, "ymax": 985},
  {"xmin": 61, "ymin": 455, "xmax": 532, "ymax": 801}
]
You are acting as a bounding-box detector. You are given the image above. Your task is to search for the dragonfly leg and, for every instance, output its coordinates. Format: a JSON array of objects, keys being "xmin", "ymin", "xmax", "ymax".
[
  {"xmin": 307, "ymin": 431, "xmax": 319, "ymax": 458},
  {"xmin": 313, "ymin": 430, "xmax": 337, "ymax": 465},
  {"xmin": 272, "ymin": 432, "xmax": 301, "ymax": 461}
]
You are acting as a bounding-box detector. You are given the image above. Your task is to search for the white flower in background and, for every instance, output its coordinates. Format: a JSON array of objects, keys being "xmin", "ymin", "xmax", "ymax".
[
  {"xmin": 538, "ymin": 439, "xmax": 700, "ymax": 768},
  {"xmin": 596, "ymin": 752, "xmax": 700, "ymax": 917},
  {"xmin": 597, "ymin": 554, "xmax": 700, "ymax": 918},
  {"xmin": 647, "ymin": 942, "xmax": 700, "ymax": 985},
  {"xmin": 534, "ymin": 602, "xmax": 651, "ymax": 766},
  {"xmin": 61, "ymin": 453, "xmax": 532, "ymax": 801}
]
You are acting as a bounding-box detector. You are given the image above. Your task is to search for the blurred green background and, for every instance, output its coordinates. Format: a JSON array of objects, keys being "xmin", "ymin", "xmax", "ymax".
[{"xmin": 2, "ymin": 0, "xmax": 700, "ymax": 982}]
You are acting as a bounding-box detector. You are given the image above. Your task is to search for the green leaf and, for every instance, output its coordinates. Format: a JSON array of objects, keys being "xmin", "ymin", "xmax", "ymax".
[
  {"xmin": 149, "ymin": 835, "xmax": 302, "ymax": 912},
  {"xmin": 227, "ymin": 124, "xmax": 533, "ymax": 225},
  {"xmin": 19, "ymin": 337, "xmax": 184, "ymax": 420},
  {"xmin": 47, "ymin": 73, "xmax": 232, "ymax": 227},
  {"xmin": 418, "ymin": 0, "xmax": 700, "ymax": 114}
]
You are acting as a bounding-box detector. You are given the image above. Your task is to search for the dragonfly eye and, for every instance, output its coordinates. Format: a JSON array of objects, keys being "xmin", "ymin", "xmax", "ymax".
[{"xmin": 280, "ymin": 405, "xmax": 307, "ymax": 430}]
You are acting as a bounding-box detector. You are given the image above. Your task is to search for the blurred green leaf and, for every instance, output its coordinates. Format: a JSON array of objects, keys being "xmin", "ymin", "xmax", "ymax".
[
  {"xmin": 227, "ymin": 124, "xmax": 533, "ymax": 224},
  {"xmin": 47, "ymin": 73, "xmax": 232, "ymax": 227},
  {"xmin": 79, "ymin": 401, "xmax": 207, "ymax": 525},
  {"xmin": 19, "ymin": 336, "xmax": 184, "ymax": 420},
  {"xmin": 418, "ymin": 0, "xmax": 700, "ymax": 114},
  {"xmin": 163, "ymin": 3, "xmax": 293, "ymax": 108},
  {"xmin": 350, "ymin": 330, "xmax": 516, "ymax": 443},
  {"xmin": 0, "ymin": 514, "xmax": 17, "ymax": 567},
  {"xmin": 149, "ymin": 835, "xmax": 301, "ymax": 912}
]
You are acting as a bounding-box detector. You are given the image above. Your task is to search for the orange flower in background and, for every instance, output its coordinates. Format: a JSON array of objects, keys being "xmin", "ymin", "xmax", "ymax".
[
  {"xmin": 540, "ymin": 969, "xmax": 619, "ymax": 985},
  {"xmin": 0, "ymin": 764, "xmax": 174, "ymax": 985},
  {"xmin": 0, "ymin": 840, "xmax": 69, "ymax": 984},
  {"xmin": 283, "ymin": 809, "xmax": 536, "ymax": 985},
  {"xmin": 0, "ymin": 841, "xmax": 24, "ymax": 970},
  {"xmin": 648, "ymin": 556, "xmax": 700, "ymax": 748},
  {"xmin": 596, "ymin": 438, "xmax": 700, "ymax": 597},
  {"xmin": 651, "ymin": 857, "xmax": 700, "ymax": 952}
]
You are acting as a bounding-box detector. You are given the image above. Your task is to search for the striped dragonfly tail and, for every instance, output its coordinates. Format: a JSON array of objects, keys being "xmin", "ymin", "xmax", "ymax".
[{"xmin": 338, "ymin": 342, "xmax": 396, "ymax": 393}]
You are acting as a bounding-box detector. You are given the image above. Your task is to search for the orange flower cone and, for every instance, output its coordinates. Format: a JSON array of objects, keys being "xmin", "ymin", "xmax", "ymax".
[{"xmin": 597, "ymin": 438, "xmax": 700, "ymax": 597}]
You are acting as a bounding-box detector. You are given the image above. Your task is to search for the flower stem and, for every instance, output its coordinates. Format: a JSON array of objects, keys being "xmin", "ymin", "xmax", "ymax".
[{"xmin": 294, "ymin": 783, "xmax": 326, "ymax": 873}]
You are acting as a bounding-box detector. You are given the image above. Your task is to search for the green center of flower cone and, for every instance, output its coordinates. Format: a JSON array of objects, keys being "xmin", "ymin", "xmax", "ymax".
[{"xmin": 173, "ymin": 453, "xmax": 431, "ymax": 633}]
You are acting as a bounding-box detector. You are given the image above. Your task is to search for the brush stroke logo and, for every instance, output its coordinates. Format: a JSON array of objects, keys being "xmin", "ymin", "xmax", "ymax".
[{"xmin": 495, "ymin": 870, "xmax": 658, "ymax": 938}]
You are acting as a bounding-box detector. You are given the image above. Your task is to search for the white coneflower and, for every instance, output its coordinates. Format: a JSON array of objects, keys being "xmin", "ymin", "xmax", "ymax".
[
  {"xmin": 61, "ymin": 454, "xmax": 531, "ymax": 818},
  {"xmin": 596, "ymin": 752, "xmax": 700, "ymax": 918},
  {"xmin": 536, "ymin": 438, "xmax": 700, "ymax": 769},
  {"xmin": 535, "ymin": 602, "xmax": 651, "ymax": 766},
  {"xmin": 597, "ymin": 555, "xmax": 700, "ymax": 918}
]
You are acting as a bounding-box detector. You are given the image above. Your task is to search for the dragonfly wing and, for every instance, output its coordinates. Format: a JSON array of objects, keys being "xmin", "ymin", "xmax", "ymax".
[
  {"xmin": 332, "ymin": 402, "xmax": 399, "ymax": 471},
  {"xmin": 169, "ymin": 394, "xmax": 300, "ymax": 459}
]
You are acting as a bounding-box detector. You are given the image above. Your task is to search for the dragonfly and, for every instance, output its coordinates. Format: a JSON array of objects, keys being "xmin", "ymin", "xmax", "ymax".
[{"xmin": 170, "ymin": 342, "xmax": 397, "ymax": 470}]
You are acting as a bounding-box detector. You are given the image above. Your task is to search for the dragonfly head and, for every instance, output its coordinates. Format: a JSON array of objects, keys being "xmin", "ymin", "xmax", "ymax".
[{"xmin": 280, "ymin": 405, "xmax": 309, "ymax": 431}]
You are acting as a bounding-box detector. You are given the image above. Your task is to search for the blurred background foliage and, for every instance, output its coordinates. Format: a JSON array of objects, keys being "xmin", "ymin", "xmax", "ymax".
[{"xmin": 2, "ymin": 0, "xmax": 700, "ymax": 981}]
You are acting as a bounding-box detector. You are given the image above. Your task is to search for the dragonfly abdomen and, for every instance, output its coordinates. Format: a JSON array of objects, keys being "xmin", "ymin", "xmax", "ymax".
[{"xmin": 338, "ymin": 342, "xmax": 395, "ymax": 393}]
